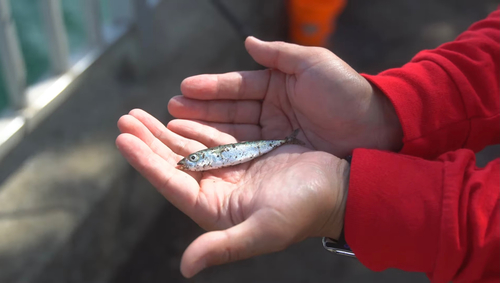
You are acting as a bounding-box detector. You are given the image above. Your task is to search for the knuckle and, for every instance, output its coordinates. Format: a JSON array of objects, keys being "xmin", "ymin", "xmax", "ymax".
[
  {"xmin": 221, "ymin": 245, "xmax": 234, "ymax": 263},
  {"xmin": 220, "ymin": 231, "xmax": 239, "ymax": 263}
]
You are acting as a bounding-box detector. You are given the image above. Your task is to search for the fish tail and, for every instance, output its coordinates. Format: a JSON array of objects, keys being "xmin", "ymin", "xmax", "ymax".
[{"xmin": 285, "ymin": 129, "xmax": 305, "ymax": 145}]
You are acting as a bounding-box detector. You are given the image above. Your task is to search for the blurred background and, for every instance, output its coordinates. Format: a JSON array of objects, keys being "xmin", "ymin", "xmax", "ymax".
[{"xmin": 0, "ymin": 0, "xmax": 498, "ymax": 282}]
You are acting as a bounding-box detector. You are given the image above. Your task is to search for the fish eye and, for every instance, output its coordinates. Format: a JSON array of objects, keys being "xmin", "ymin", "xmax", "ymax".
[{"xmin": 188, "ymin": 154, "xmax": 199, "ymax": 162}]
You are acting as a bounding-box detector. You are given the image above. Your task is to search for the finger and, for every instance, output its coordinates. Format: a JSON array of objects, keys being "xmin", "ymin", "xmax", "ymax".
[
  {"xmin": 117, "ymin": 114, "xmax": 177, "ymax": 165},
  {"xmin": 128, "ymin": 109, "xmax": 206, "ymax": 157},
  {"xmin": 116, "ymin": 133, "xmax": 200, "ymax": 214},
  {"xmin": 180, "ymin": 70, "xmax": 270, "ymax": 100},
  {"xmin": 168, "ymin": 96, "xmax": 261, "ymax": 124},
  {"xmin": 180, "ymin": 215, "xmax": 288, "ymax": 278},
  {"xmin": 245, "ymin": 36, "xmax": 328, "ymax": 75},
  {"xmin": 167, "ymin": 119, "xmax": 262, "ymax": 148}
]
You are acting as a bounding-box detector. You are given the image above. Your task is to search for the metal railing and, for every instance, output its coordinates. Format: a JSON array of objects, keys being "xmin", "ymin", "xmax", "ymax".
[
  {"xmin": 0, "ymin": 0, "xmax": 161, "ymax": 160},
  {"xmin": 0, "ymin": 0, "xmax": 26, "ymax": 109}
]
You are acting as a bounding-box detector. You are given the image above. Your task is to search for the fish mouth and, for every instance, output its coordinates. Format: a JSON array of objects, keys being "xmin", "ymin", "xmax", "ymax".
[{"xmin": 177, "ymin": 159, "xmax": 186, "ymax": 169}]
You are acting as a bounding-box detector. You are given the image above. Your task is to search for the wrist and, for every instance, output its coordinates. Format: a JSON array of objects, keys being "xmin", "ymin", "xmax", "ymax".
[
  {"xmin": 375, "ymin": 86, "xmax": 404, "ymax": 152},
  {"xmin": 360, "ymin": 79, "xmax": 404, "ymax": 152},
  {"xmin": 320, "ymin": 158, "xmax": 350, "ymax": 241}
]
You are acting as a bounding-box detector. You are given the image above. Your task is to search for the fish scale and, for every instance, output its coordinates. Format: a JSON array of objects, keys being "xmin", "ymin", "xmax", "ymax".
[{"xmin": 177, "ymin": 129, "xmax": 304, "ymax": 171}]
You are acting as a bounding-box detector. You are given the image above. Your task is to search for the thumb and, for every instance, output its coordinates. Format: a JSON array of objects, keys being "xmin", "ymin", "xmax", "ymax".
[
  {"xmin": 180, "ymin": 215, "xmax": 289, "ymax": 278},
  {"xmin": 244, "ymin": 36, "xmax": 328, "ymax": 75}
]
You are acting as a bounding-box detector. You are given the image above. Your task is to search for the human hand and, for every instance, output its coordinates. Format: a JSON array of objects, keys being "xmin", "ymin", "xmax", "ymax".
[
  {"xmin": 168, "ymin": 37, "xmax": 403, "ymax": 157},
  {"xmin": 116, "ymin": 109, "xmax": 349, "ymax": 277}
]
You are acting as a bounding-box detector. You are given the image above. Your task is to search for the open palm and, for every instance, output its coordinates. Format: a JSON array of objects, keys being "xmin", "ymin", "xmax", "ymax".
[
  {"xmin": 168, "ymin": 37, "xmax": 402, "ymax": 157},
  {"xmin": 116, "ymin": 109, "xmax": 348, "ymax": 277}
]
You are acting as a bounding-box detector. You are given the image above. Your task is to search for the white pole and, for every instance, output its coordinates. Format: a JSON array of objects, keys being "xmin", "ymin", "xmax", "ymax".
[
  {"xmin": 109, "ymin": 0, "xmax": 133, "ymax": 25},
  {"xmin": 0, "ymin": 0, "xmax": 27, "ymax": 109},
  {"xmin": 39, "ymin": 0, "xmax": 69, "ymax": 74},
  {"xmin": 82, "ymin": 0, "xmax": 103, "ymax": 48}
]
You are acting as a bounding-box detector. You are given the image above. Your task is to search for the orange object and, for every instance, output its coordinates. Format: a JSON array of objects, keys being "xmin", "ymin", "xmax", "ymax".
[{"xmin": 288, "ymin": 0, "xmax": 347, "ymax": 47}]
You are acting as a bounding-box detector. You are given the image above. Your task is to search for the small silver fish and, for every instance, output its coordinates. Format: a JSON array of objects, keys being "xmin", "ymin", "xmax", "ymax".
[{"xmin": 177, "ymin": 129, "xmax": 305, "ymax": 171}]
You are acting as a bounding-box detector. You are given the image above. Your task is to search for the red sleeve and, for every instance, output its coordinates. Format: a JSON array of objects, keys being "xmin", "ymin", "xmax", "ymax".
[
  {"xmin": 362, "ymin": 9, "xmax": 500, "ymax": 159},
  {"xmin": 345, "ymin": 149, "xmax": 500, "ymax": 283},
  {"xmin": 346, "ymin": 11, "xmax": 500, "ymax": 282}
]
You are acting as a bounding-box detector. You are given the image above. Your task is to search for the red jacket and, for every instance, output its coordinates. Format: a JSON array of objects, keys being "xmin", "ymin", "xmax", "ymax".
[{"xmin": 346, "ymin": 9, "xmax": 500, "ymax": 283}]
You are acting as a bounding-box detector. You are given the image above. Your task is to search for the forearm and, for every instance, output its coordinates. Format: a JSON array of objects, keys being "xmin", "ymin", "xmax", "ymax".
[{"xmin": 345, "ymin": 149, "xmax": 500, "ymax": 282}]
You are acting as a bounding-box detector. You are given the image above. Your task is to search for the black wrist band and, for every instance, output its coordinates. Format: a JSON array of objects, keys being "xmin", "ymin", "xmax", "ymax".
[
  {"xmin": 321, "ymin": 155, "xmax": 355, "ymax": 258},
  {"xmin": 322, "ymin": 233, "xmax": 355, "ymax": 257}
]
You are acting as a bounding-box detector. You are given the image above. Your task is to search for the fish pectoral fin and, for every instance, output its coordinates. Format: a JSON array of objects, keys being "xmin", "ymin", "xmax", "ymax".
[{"xmin": 285, "ymin": 129, "xmax": 305, "ymax": 145}]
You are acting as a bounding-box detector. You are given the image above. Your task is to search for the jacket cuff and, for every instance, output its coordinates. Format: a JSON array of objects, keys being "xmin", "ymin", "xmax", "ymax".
[
  {"xmin": 362, "ymin": 63, "xmax": 468, "ymax": 159},
  {"xmin": 344, "ymin": 148, "xmax": 444, "ymax": 272}
]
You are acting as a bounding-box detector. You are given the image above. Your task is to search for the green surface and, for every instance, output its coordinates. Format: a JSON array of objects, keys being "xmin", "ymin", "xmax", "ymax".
[
  {"xmin": 0, "ymin": 0, "xmax": 107, "ymax": 111},
  {"xmin": 0, "ymin": 65, "xmax": 7, "ymax": 111}
]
